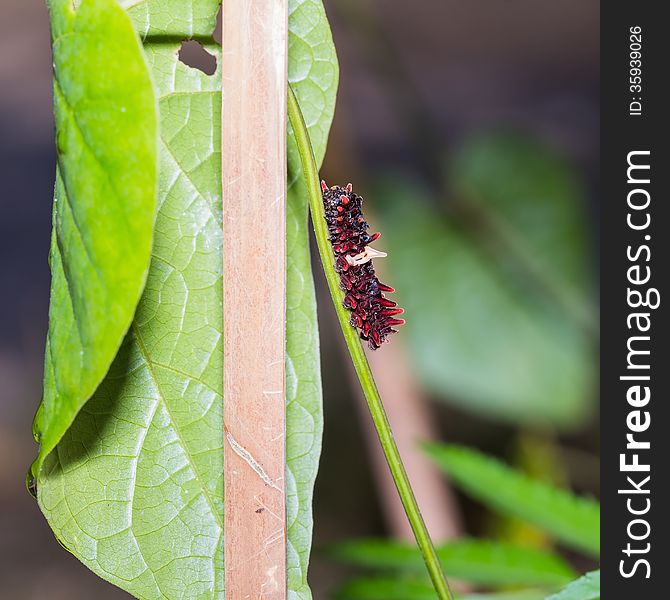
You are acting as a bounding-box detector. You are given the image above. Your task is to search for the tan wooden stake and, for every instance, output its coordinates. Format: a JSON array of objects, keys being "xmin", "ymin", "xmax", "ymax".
[{"xmin": 222, "ymin": 1, "xmax": 288, "ymax": 598}]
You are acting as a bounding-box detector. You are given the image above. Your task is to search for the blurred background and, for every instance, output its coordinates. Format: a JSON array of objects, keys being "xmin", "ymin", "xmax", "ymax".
[{"xmin": 0, "ymin": 1, "xmax": 598, "ymax": 598}]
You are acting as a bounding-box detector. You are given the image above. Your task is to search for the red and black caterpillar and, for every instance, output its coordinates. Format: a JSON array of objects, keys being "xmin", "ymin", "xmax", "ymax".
[{"xmin": 321, "ymin": 181, "xmax": 405, "ymax": 350}]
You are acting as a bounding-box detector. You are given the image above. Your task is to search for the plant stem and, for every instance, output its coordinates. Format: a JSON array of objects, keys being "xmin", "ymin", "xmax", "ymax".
[{"xmin": 288, "ymin": 85, "xmax": 454, "ymax": 600}]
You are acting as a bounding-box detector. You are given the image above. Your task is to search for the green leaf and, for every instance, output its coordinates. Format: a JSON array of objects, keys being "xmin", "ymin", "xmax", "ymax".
[
  {"xmin": 546, "ymin": 571, "xmax": 599, "ymax": 600},
  {"xmin": 31, "ymin": 0, "xmax": 158, "ymax": 473},
  {"xmin": 336, "ymin": 578, "xmax": 546, "ymax": 600},
  {"xmin": 37, "ymin": 12, "xmax": 226, "ymax": 597},
  {"xmin": 451, "ymin": 133, "xmax": 594, "ymax": 323},
  {"xmin": 35, "ymin": 1, "xmax": 338, "ymax": 599},
  {"xmin": 375, "ymin": 168, "xmax": 595, "ymax": 429},
  {"xmin": 329, "ymin": 538, "xmax": 575, "ymax": 587},
  {"xmin": 336, "ymin": 577, "xmax": 439, "ymax": 600},
  {"xmin": 123, "ymin": 0, "xmax": 222, "ymax": 38},
  {"xmin": 286, "ymin": 4, "xmax": 338, "ymax": 598},
  {"xmin": 424, "ymin": 444, "xmax": 600, "ymax": 557},
  {"xmin": 461, "ymin": 594, "xmax": 547, "ymax": 600}
]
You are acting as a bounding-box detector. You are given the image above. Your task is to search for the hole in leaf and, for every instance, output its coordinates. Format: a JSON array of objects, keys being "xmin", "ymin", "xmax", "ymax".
[{"xmin": 178, "ymin": 40, "xmax": 217, "ymax": 75}]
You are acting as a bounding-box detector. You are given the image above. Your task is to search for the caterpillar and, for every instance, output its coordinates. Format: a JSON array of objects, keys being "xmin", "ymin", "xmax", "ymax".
[{"xmin": 321, "ymin": 180, "xmax": 405, "ymax": 350}]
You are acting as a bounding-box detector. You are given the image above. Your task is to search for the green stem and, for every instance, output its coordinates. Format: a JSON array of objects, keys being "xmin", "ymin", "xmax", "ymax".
[{"xmin": 288, "ymin": 85, "xmax": 454, "ymax": 600}]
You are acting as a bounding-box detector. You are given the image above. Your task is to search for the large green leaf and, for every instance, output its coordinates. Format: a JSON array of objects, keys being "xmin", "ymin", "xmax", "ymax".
[
  {"xmin": 32, "ymin": 0, "xmax": 157, "ymax": 473},
  {"xmin": 375, "ymin": 157, "xmax": 595, "ymax": 428},
  {"xmin": 424, "ymin": 444, "xmax": 600, "ymax": 557},
  {"xmin": 546, "ymin": 571, "xmax": 599, "ymax": 600},
  {"xmin": 35, "ymin": 1, "xmax": 338, "ymax": 598},
  {"xmin": 329, "ymin": 538, "xmax": 575, "ymax": 587}
]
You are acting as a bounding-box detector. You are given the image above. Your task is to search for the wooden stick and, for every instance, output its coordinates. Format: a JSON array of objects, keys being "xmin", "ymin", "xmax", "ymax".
[{"xmin": 222, "ymin": 2, "xmax": 288, "ymax": 598}]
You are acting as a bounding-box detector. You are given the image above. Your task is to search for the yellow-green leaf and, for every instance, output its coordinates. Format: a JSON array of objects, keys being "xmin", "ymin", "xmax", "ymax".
[{"xmin": 32, "ymin": 0, "xmax": 157, "ymax": 473}]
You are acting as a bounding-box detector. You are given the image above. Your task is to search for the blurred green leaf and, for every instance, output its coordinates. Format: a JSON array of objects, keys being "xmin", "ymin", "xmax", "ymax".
[
  {"xmin": 424, "ymin": 444, "xmax": 600, "ymax": 557},
  {"xmin": 490, "ymin": 434, "xmax": 568, "ymax": 549},
  {"xmin": 329, "ymin": 538, "xmax": 575, "ymax": 587},
  {"xmin": 545, "ymin": 571, "xmax": 599, "ymax": 600},
  {"xmin": 375, "ymin": 155, "xmax": 595, "ymax": 428},
  {"xmin": 462, "ymin": 594, "xmax": 546, "ymax": 600},
  {"xmin": 35, "ymin": 1, "xmax": 338, "ymax": 599},
  {"xmin": 451, "ymin": 133, "xmax": 594, "ymax": 327},
  {"xmin": 335, "ymin": 577, "xmax": 437, "ymax": 600},
  {"xmin": 337, "ymin": 578, "xmax": 546, "ymax": 600}
]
